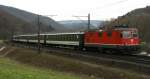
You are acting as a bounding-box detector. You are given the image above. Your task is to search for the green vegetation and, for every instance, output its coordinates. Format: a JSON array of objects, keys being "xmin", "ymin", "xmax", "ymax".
[
  {"xmin": 0, "ymin": 57, "xmax": 86, "ymax": 79},
  {"xmin": 2, "ymin": 47, "xmax": 149, "ymax": 79},
  {"xmin": 0, "ymin": 40, "xmax": 3, "ymax": 43}
]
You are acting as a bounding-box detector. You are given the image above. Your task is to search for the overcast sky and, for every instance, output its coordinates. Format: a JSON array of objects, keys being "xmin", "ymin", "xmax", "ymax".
[{"xmin": 0, "ymin": 0, "xmax": 150, "ymax": 21}]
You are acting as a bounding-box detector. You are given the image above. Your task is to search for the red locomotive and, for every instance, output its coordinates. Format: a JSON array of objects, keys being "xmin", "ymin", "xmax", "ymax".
[{"xmin": 84, "ymin": 25, "xmax": 140, "ymax": 53}]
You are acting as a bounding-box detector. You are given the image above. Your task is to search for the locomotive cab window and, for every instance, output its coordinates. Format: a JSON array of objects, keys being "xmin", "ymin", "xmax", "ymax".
[
  {"xmin": 133, "ymin": 33, "xmax": 138, "ymax": 37},
  {"xmin": 122, "ymin": 31, "xmax": 132, "ymax": 38},
  {"xmin": 132, "ymin": 31, "xmax": 138, "ymax": 38}
]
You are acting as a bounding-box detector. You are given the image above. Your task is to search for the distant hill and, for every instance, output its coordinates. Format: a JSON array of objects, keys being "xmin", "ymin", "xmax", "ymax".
[
  {"xmin": 0, "ymin": 5, "xmax": 67, "ymax": 39},
  {"xmin": 59, "ymin": 20, "xmax": 103, "ymax": 31},
  {"xmin": 0, "ymin": 8, "xmax": 34, "ymax": 39},
  {"xmin": 0, "ymin": 5, "xmax": 67, "ymax": 31},
  {"xmin": 104, "ymin": 6, "xmax": 150, "ymax": 43}
]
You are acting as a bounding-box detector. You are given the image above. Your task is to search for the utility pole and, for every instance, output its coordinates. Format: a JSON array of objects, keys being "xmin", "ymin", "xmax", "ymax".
[
  {"xmin": 88, "ymin": 13, "xmax": 90, "ymax": 31},
  {"xmin": 37, "ymin": 14, "xmax": 57, "ymax": 54},
  {"xmin": 73, "ymin": 13, "xmax": 91, "ymax": 31},
  {"xmin": 11, "ymin": 26, "xmax": 14, "ymax": 41},
  {"xmin": 37, "ymin": 15, "xmax": 41, "ymax": 54}
]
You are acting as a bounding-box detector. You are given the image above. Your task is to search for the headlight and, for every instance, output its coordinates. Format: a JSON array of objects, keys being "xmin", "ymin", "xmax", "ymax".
[{"xmin": 130, "ymin": 39, "xmax": 134, "ymax": 43}]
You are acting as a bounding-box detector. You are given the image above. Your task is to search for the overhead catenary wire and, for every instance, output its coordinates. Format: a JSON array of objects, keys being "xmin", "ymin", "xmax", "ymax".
[
  {"xmin": 62, "ymin": 0, "xmax": 130, "ymax": 31},
  {"xmin": 89, "ymin": 0, "xmax": 129, "ymax": 13},
  {"xmin": 73, "ymin": 14, "xmax": 92, "ymax": 31},
  {"xmin": 73, "ymin": 0, "xmax": 130, "ymax": 22}
]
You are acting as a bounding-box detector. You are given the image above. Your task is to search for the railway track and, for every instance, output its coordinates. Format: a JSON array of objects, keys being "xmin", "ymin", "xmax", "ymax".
[{"xmin": 11, "ymin": 42, "xmax": 150, "ymax": 75}]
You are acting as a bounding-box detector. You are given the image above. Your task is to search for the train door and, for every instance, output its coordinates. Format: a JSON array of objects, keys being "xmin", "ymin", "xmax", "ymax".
[{"xmin": 79, "ymin": 34, "xmax": 84, "ymax": 49}]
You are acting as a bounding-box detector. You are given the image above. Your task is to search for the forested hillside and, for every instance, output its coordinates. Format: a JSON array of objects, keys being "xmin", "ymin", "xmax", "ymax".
[
  {"xmin": 0, "ymin": 9, "xmax": 36, "ymax": 39},
  {"xmin": 0, "ymin": 5, "xmax": 67, "ymax": 39},
  {"xmin": 104, "ymin": 6, "xmax": 150, "ymax": 43}
]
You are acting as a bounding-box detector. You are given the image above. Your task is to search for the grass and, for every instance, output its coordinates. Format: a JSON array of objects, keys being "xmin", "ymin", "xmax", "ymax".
[
  {"xmin": 0, "ymin": 40, "xmax": 4, "ymax": 44},
  {"xmin": 0, "ymin": 57, "xmax": 88, "ymax": 79},
  {"xmin": 3, "ymin": 47, "xmax": 150, "ymax": 79}
]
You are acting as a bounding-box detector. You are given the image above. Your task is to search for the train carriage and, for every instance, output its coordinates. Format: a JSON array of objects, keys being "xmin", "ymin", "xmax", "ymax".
[
  {"xmin": 13, "ymin": 32, "xmax": 84, "ymax": 48},
  {"xmin": 44, "ymin": 32, "xmax": 84, "ymax": 47}
]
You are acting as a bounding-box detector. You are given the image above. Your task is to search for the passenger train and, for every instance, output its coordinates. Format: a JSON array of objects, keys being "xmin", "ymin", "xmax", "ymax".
[{"xmin": 12, "ymin": 25, "xmax": 140, "ymax": 54}]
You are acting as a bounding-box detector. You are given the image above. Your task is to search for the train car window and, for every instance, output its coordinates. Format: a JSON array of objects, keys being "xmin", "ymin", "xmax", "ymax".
[
  {"xmin": 75, "ymin": 35, "xmax": 77, "ymax": 41},
  {"xmin": 65, "ymin": 35, "xmax": 67, "ymax": 41},
  {"xmin": 72, "ymin": 34, "xmax": 74, "ymax": 41},
  {"xmin": 57, "ymin": 35, "xmax": 59, "ymax": 41},
  {"xmin": 72, "ymin": 35, "xmax": 74, "ymax": 41},
  {"xmin": 66, "ymin": 35, "xmax": 68, "ymax": 41},
  {"xmin": 74, "ymin": 35, "xmax": 76, "ymax": 41},
  {"xmin": 64, "ymin": 35, "xmax": 66, "ymax": 41},
  {"xmin": 70, "ymin": 35, "xmax": 72, "ymax": 41},
  {"xmin": 53, "ymin": 35, "xmax": 55, "ymax": 40},
  {"xmin": 49, "ymin": 35, "xmax": 51, "ymax": 40},
  {"xmin": 56, "ymin": 35, "xmax": 58, "ymax": 41},
  {"xmin": 61, "ymin": 35, "xmax": 63, "ymax": 41},
  {"xmin": 69, "ymin": 35, "xmax": 71, "ymax": 41},
  {"xmin": 69, "ymin": 35, "xmax": 72, "ymax": 41},
  {"xmin": 73, "ymin": 35, "xmax": 74, "ymax": 40},
  {"xmin": 76, "ymin": 35, "xmax": 78, "ymax": 41},
  {"xmin": 64, "ymin": 35, "xmax": 65, "ymax": 41},
  {"xmin": 70, "ymin": 34, "xmax": 72, "ymax": 41},
  {"xmin": 50, "ymin": 35, "xmax": 52, "ymax": 40},
  {"xmin": 54, "ymin": 35, "xmax": 56, "ymax": 40},
  {"xmin": 68, "ymin": 35, "xmax": 70, "ymax": 41},
  {"xmin": 73, "ymin": 34, "xmax": 75, "ymax": 41},
  {"xmin": 51, "ymin": 35, "xmax": 53, "ymax": 40},
  {"xmin": 60, "ymin": 35, "xmax": 62, "ymax": 41}
]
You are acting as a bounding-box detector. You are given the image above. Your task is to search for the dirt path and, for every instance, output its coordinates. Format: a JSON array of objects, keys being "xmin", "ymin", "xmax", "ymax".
[
  {"xmin": 0, "ymin": 46, "xmax": 16, "ymax": 57},
  {"xmin": 0, "ymin": 46, "xmax": 5, "ymax": 52}
]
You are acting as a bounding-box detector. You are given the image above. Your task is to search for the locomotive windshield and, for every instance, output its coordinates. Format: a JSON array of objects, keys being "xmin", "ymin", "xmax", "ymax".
[
  {"xmin": 122, "ymin": 30, "xmax": 138, "ymax": 38},
  {"xmin": 132, "ymin": 30, "xmax": 138, "ymax": 37},
  {"xmin": 122, "ymin": 31, "xmax": 132, "ymax": 38}
]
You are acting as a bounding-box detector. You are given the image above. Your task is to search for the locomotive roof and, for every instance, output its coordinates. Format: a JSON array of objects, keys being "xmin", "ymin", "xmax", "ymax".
[
  {"xmin": 42, "ymin": 32, "xmax": 84, "ymax": 35},
  {"xmin": 85, "ymin": 28, "xmax": 138, "ymax": 32},
  {"xmin": 13, "ymin": 32, "xmax": 84, "ymax": 37},
  {"xmin": 114, "ymin": 28, "xmax": 138, "ymax": 31}
]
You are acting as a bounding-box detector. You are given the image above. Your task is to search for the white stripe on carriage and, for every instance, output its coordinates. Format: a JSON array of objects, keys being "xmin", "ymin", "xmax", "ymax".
[
  {"xmin": 46, "ymin": 41, "xmax": 79, "ymax": 46},
  {"xmin": 13, "ymin": 32, "xmax": 84, "ymax": 37}
]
